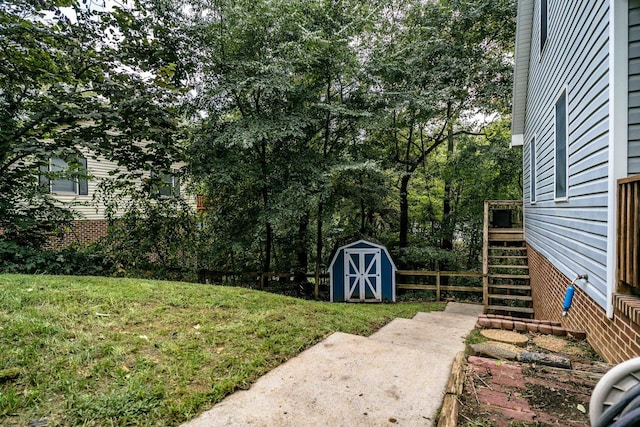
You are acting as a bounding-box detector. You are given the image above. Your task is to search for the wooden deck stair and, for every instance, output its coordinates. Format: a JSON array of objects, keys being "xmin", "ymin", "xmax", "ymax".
[{"xmin": 483, "ymin": 201, "xmax": 534, "ymax": 319}]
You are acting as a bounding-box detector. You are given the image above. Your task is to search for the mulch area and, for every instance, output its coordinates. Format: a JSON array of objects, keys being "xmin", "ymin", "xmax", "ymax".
[{"xmin": 455, "ymin": 332, "xmax": 612, "ymax": 427}]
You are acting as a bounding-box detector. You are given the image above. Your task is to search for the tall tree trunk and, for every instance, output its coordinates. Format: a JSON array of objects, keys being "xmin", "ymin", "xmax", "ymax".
[
  {"xmin": 314, "ymin": 201, "xmax": 323, "ymax": 299},
  {"xmin": 360, "ymin": 174, "xmax": 366, "ymax": 235},
  {"xmin": 261, "ymin": 179, "xmax": 272, "ymax": 288},
  {"xmin": 442, "ymin": 124, "xmax": 455, "ymax": 252},
  {"xmin": 260, "ymin": 137, "xmax": 271, "ymax": 289},
  {"xmin": 440, "ymin": 124, "xmax": 455, "ymax": 286},
  {"xmin": 263, "ymin": 221, "xmax": 272, "ymax": 289},
  {"xmin": 315, "ymin": 74, "xmax": 332, "ymax": 299},
  {"xmin": 367, "ymin": 208, "xmax": 375, "ymax": 237},
  {"xmin": 296, "ymin": 211, "xmax": 309, "ymax": 283},
  {"xmin": 399, "ymin": 172, "xmax": 411, "ymax": 249}
]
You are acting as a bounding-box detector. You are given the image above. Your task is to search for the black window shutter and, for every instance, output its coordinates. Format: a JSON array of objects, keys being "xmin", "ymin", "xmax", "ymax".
[{"xmin": 78, "ymin": 157, "xmax": 88, "ymax": 195}]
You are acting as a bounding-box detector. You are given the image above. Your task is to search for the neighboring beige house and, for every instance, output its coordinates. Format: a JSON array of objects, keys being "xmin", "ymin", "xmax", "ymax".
[{"xmin": 40, "ymin": 153, "xmax": 193, "ymax": 247}]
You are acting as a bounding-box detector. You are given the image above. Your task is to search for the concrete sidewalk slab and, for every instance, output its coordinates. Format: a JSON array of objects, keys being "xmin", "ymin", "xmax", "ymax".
[
  {"xmin": 412, "ymin": 305, "xmax": 483, "ymax": 324},
  {"xmin": 181, "ymin": 303, "xmax": 483, "ymax": 427},
  {"xmin": 368, "ymin": 304, "xmax": 483, "ymax": 358},
  {"xmin": 368, "ymin": 318, "xmax": 471, "ymax": 355},
  {"xmin": 437, "ymin": 302, "xmax": 484, "ymax": 317}
]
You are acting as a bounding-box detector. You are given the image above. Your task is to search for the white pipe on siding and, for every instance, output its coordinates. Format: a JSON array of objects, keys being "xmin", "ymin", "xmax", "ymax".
[{"xmin": 606, "ymin": 0, "xmax": 629, "ymax": 318}]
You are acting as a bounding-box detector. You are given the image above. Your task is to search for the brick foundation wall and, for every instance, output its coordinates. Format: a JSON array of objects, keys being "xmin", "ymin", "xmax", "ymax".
[
  {"xmin": 47, "ymin": 220, "xmax": 109, "ymax": 248},
  {"xmin": 528, "ymin": 244, "xmax": 640, "ymax": 363}
]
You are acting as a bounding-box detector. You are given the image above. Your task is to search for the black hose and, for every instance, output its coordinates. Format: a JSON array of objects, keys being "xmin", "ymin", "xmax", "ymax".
[
  {"xmin": 611, "ymin": 407, "xmax": 640, "ymax": 427},
  {"xmin": 595, "ymin": 383, "xmax": 640, "ymax": 427},
  {"xmin": 621, "ymin": 396, "xmax": 640, "ymax": 417}
]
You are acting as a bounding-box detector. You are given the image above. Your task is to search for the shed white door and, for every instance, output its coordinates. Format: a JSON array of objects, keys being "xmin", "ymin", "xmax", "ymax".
[{"xmin": 344, "ymin": 248, "xmax": 382, "ymax": 302}]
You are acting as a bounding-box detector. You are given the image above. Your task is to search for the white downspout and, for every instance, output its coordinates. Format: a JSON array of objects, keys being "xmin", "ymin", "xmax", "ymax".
[{"xmin": 607, "ymin": 0, "xmax": 628, "ymax": 318}]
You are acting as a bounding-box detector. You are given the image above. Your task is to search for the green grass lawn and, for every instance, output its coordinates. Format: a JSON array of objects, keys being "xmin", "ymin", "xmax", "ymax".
[{"xmin": 0, "ymin": 274, "xmax": 442, "ymax": 426}]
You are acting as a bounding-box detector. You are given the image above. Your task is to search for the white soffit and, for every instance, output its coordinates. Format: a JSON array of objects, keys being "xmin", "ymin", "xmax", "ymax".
[
  {"xmin": 511, "ymin": 134, "xmax": 524, "ymax": 147},
  {"xmin": 511, "ymin": 0, "xmax": 535, "ymax": 137}
]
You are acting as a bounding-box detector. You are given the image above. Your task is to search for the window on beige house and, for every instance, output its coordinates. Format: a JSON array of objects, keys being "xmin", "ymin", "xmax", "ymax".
[{"xmin": 39, "ymin": 157, "xmax": 88, "ymax": 195}]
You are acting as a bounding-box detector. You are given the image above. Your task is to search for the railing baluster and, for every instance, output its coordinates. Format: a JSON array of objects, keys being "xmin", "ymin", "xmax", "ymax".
[
  {"xmin": 633, "ymin": 182, "xmax": 639, "ymax": 287},
  {"xmin": 483, "ymin": 201, "xmax": 489, "ymax": 310},
  {"xmin": 618, "ymin": 182, "xmax": 624, "ymax": 286},
  {"xmin": 617, "ymin": 175, "xmax": 640, "ymax": 290},
  {"xmin": 626, "ymin": 182, "xmax": 632, "ymax": 286}
]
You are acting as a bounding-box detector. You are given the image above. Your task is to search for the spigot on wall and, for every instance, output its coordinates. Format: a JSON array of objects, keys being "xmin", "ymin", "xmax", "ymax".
[{"xmin": 562, "ymin": 274, "xmax": 588, "ymax": 317}]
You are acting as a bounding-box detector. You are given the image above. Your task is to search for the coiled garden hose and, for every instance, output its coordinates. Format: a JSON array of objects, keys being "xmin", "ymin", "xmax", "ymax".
[
  {"xmin": 593, "ymin": 383, "xmax": 640, "ymax": 427},
  {"xmin": 611, "ymin": 407, "xmax": 640, "ymax": 427},
  {"xmin": 620, "ymin": 395, "xmax": 640, "ymax": 417}
]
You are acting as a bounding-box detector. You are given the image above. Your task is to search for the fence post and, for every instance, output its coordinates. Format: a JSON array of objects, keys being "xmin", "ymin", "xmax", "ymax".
[
  {"xmin": 436, "ymin": 271, "xmax": 441, "ymax": 301},
  {"xmin": 483, "ymin": 201, "xmax": 489, "ymax": 310}
]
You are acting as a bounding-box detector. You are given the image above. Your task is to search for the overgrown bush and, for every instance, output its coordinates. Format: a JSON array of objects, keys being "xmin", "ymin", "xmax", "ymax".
[
  {"xmin": 101, "ymin": 197, "xmax": 202, "ymax": 280},
  {"xmin": 0, "ymin": 241, "xmax": 115, "ymax": 276}
]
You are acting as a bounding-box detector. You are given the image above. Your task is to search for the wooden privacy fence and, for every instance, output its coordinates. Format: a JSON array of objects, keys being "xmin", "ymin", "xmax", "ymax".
[
  {"xmin": 200, "ymin": 269, "xmax": 485, "ymax": 301},
  {"xmin": 396, "ymin": 270, "xmax": 484, "ymax": 300},
  {"xmin": 617, "ymin": 175, "xmax": 640, "ymax": 290},
  {"xmin": 259, "ymin": 272, "xmax": 329, "ymax": 289}
]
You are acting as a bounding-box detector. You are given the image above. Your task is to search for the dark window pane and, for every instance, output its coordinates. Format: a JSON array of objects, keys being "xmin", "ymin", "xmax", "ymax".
[
  {"xmin": 78, "ymin": 157, "xmax": 88, "ymax": 195},
  {"xmin": 50, "ymin": 158, "xmax": 76, "ymax": 194},
  {"xmin": 555, "ymin": 91, "xmax": 567, "ymax": 198},
  {"xmin": 541, "ymin": 0, "xmax": 548, "ymax": 51},
  {"xmin": 39, "ymin": 164, "xmax": 50, "ymax": 192}
]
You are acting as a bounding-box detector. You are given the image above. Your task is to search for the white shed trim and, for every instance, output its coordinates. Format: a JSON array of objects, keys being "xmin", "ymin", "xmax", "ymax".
[{"xmin": 511, "ymin": 134, "xmax": 524, "ymax": 147}]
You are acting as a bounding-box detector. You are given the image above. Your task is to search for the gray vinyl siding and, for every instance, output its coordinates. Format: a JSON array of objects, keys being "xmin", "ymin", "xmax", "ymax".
[
  {"xmin": 630, "ymin": 0, "xmax": 640, "ymax": 173},
  {"xmin": 523, "ymin": 0, "xmax": 609, "ymax": 308}
]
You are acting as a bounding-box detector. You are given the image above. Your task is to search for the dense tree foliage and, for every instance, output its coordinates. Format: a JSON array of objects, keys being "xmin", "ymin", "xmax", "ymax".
[
  {"xmin": 369, "ymin": 0, "xmax": 515, "ymax": 250},
  {"xmin": 1, "ymin": 0, "xmax": 521, "ymax": 284},
  {"xmin": 187, "ymin": 0, "xmax": 381, "ymax": 276},
  {"xmin": 186, "ymin": 0, "xmax": 519, "ymax": 276}
]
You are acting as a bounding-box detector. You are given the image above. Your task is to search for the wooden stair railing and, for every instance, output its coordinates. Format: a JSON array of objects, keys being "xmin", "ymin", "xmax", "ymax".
[{"xmin": 483, "ymin": 201, "xmax": 534, "ymax": 318}]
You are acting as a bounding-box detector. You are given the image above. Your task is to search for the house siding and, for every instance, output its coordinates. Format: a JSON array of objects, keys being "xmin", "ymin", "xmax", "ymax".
[
  {"xmin": 523, "ymin": 0, "xmax": 610, "ymax": 308},
  {"xmin": 630, "ymin": 0, "xmax": 640, "ymax": 173},
  {"xmin": 51, "ymin": 156, "xmax": 193, "ymax": 221}
]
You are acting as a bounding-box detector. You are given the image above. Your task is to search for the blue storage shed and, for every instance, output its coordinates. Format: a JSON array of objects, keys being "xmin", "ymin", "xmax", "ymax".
[{"xmin": 329, "ymin": 240, "xmax": 397, "ymax": 303}]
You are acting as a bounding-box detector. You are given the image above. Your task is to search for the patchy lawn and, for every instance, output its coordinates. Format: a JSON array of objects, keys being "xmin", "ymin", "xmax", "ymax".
[{"xmin": 0, "ymin": 274, "xmax": 441, "ymax": 426}]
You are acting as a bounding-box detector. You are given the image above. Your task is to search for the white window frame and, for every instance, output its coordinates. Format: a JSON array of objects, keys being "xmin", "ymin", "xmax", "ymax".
[
  {"xmin": 554, "ymin": 88, "xmax": 569, "ymax": 201},
  {"xmin": 154, "ymin": 169, "xmax": 181, "ymax": 197}
]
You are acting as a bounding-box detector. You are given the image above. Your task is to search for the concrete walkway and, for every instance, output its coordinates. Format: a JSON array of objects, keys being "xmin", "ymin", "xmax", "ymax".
[{"xmin": 182, "ymin": 302, "xmax": 483, "ymax": 427}]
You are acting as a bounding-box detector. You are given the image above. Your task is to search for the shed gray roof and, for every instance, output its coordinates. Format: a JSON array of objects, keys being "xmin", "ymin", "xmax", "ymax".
[{"xmin": 511, "ymin": 0, "xmax": 535, "ymax": 146}]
